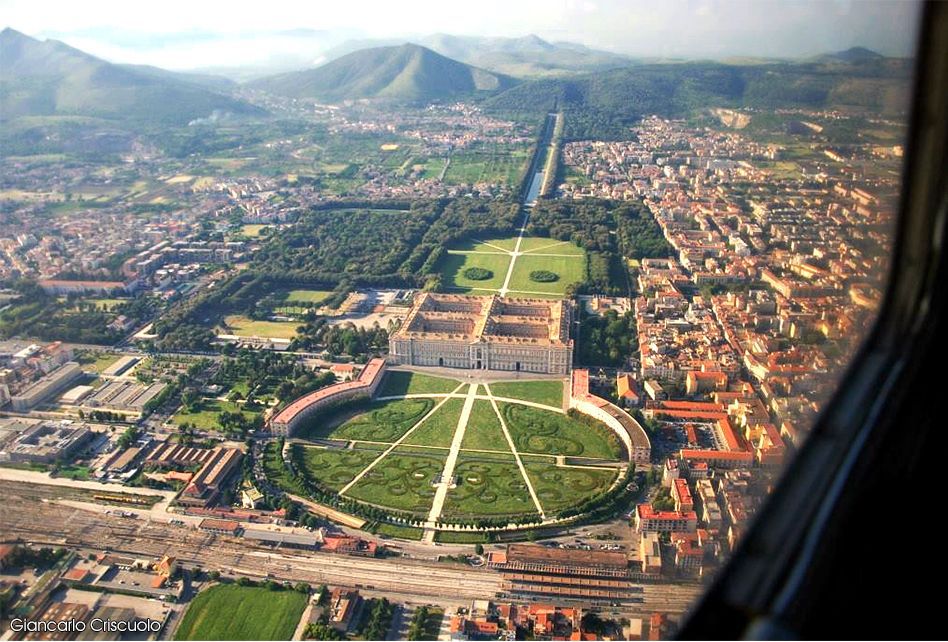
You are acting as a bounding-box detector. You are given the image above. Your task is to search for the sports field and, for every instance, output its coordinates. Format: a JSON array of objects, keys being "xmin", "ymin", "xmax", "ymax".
[
  {"xmin": 220, "ymin": 315, "xmax": 300, "ymax": 339},
  {"xmin": 273, "ymin": 371, "xmax": 625, "ymax": 528},
  {"xmin": 435, "ymin": 235, "xmax": 587, "ymax": 298},
  {"xmin": 174, "ymin": 584, "xmax": 307, "ymax": 640}
]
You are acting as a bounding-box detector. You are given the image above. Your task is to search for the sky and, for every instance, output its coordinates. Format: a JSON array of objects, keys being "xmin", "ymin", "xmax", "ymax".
[{"xmin": 1, "ymin": 0, "xmax": 922, "ymax": 71}]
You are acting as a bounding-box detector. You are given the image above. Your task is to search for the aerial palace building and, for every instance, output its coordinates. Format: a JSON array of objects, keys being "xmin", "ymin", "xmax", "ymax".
[{"xmin": 388, "ymin": 293, "xmax": 573, "ymax": 374}]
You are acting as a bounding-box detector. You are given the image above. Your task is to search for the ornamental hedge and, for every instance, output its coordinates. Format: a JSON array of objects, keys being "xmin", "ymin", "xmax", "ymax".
[
  {"xmin": 529, "ymin": 270, "xmax": 559, "ymax": 283},
  {"xmin": 463, "ymin": 267, "xmax": 493, "ymax": 281}
]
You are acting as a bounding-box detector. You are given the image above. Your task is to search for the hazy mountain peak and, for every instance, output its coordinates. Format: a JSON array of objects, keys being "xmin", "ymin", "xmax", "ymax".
[
  {"xmin": 249, "ymin": 42, "xmax": 516, "ymax": 102},
  {"xmin": 1, "ymin": 27, "xmax": 262, "ymax": 124}
]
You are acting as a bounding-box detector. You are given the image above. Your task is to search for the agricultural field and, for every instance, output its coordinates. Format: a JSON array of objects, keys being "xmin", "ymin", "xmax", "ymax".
[
  {"xmin": 220, "ymin": 315, "xmax": 301, "ymax": 340},
  {"xmin": 174, "ymin": 584, "xmax": 307, "ymax": 641},
  {"xmin": 442, "ymin": 144, "xmax": 531, "ymax": 186}
]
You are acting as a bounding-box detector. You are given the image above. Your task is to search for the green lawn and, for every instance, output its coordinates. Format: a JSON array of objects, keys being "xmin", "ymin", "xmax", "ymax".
[
  {"xmin": 442, "ymin": 146, "xmax": 530, "ymax": 186},
  {"xmin": 344, "ymin": 450, "xmax": 445, "ymax": 515},
  {"xmin": 265, "ymin": 443, "xmax": 307, "ymax": 496},
  {"xmin": 441, "ymin": 454, "xmax": 539, "ymax": 520},
  {"xmin": 524, "ymin": 461, "xmax": 619, "ymax": 514},
  {"xmin": 450, "ymin": 236, "xmax": 519, "ymax": 252},
  {"xmin": 284, "ymin": 289, "xmax": 334, "ymax": 304},
  {"xmin": 518, "ymin": 237, "xmax": 585, "ymax": 255},
  {"xmin": 507, "ymin": 252, "xmax": 586, "ymax": 296},
  {"xmin": 377, "ymin": 371, "xmax": 461, "ymax": 397},
  {"xmin": 174, "ymin": 584, "xmax": 307, "ymax": 640},
  {"xmin": 488, "ymin": 380, "xmax": 564, "ymax": 409},
  {"xmin": 499, "ymin": 403, "xmax": 622, "ymax": 459},
  {"xmin": 404, "ymin": 398, "xmax": 466, "ymax": 448},
  {"xmin": 459, "ymin": 400, "xmax": 509, "ymax": 452},
  {"xmin": 435, "ymin": 234, "xmax": 586, "ymax": 297},
  {"xmin": 171, "ymin": 399, "xmax": 259, "ymax": 431},
  {"xmin": 75, "ymin": 350, "xmax": 125, "ymax": 373},
  {"xmin": 437, "ymin": 251, "xmax": 511, "ymax": 292},
  {"xmin": 434, "ymin": 531, "xmax": 489, "ymax": 544},
  {"xmin": 373, "ymin": 522, "xmax": 425, "ymax": 540},
  {"xmin": 221, "ymin": 315, "xmax": 300, "ymax": 340},
  {"xmin": 298, "ymin": 446, "xmax": 380, "ymax": 491},
  {"xmin": 321, "ymin": 398, "xmax": 435, "ymax": 442}
]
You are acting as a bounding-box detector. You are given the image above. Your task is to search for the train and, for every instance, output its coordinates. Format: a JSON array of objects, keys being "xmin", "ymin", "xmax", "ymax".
[{"xmin": 92, "ymin": 493, "xmax": 151, "ymax": 506}]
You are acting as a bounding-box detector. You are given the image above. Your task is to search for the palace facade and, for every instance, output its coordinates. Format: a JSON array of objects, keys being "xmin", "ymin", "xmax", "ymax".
[{"xmin": 388, "ymin": 293, "xmax": 573, "ymax": 375}]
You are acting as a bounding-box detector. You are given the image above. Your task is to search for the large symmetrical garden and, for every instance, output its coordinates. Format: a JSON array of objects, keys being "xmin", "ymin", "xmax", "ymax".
[{"xmin": 276, "ymin": 371, "xmax": 626, "ymax": 527}]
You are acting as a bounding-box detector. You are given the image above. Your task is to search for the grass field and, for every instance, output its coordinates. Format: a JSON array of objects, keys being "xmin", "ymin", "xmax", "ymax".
[
  {"xmin": 373, "ymin": 522, "xmax": 425, "ymax": 540},
  {"xmin": 221, "ymin": 315, "xmax": 300, "ymax": 339},
  {"xmin": 488, "ymin": 380, "xmax": 564, "ymax": 408},
  {"xmin": 500, "ymin": 403, "xmax": 622, "ymax": 459},
  {"xmin": 170, "ymin": 399, "xmax": 259, "ymax": 431},
  {"xmin": 441, "ymin": 454, "xmax": 539, "ymax": 520},
  {"xmin": 507, "ymin": 253, "xmax": 587, "ymax": 295},
  {"xmin": 321, "ymin": 398, "xmax": 435, "ymax": 442},
  {"xmin": 241, "ymin": 224, "xmax": 270, "ymax": 237},
  {"xmin": 403, "ymin": 398, "xmax": 466, "ymax": 448},
  {"xmin": 437, "ymin": 251, "xmax": 510, "ymax": 291},
  {"xmin": 265, "ymin": 443, "xmax": 307, "ymax": 496},
  {"xmin": 284, "ymin": 289, "xmax": 333, "ymax": 304},
  {"xmin": 517, "ymin": 237, "xmax": 585, "ymax": 254},
  {"xmin": 377, "ymin": 371, "xmax": 460, "ymax": 397},
  {"xmin": 436, "ymin": 235, "xmax": 586, "ymax": 297},
  {"xmin": 344, "ymin": 450, "xmax": 445, "ymax": 514},
  {"xmin": 174, "ymin": 584, "xmax": 307, "ymax": 640},
  {"xmin": 523, "ymin": 461, "xmax": 619, "ymax": 514},
  {"xmin": 441, "ymin": 145, "xmax": 531, "ymax": 186},
  {"xmin": 433, "ymin": 531, "xmax": 489, "ymax": 544},
  {"xmin": 74, "ymin": 350, "xmax": 125, "ymax": 373},
  {"xmin": 298, "ymin": 446, "xmax": 380, "ymax": 491},
  {"xmin": 459, "ymin": 400, "xmax": 508, "ymax": 452}
]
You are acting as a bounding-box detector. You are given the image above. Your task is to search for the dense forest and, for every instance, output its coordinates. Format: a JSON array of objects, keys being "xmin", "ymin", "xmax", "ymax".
[
  {"xmin": 153, "ymin": 197, "xmax": 669, "ymax": 349},
  {"xmin": 576, "ymin": 308, "xmax": 638, "ymax": 367},
  {"xmin": 0, "ymin": 280, "xmax": 153, "ymax": 345},
  {"xmin": 527, "ymin": 198, "xmax": 673, "ymax": 294},
  {"xmin": 485, "ymin": 59, "xmax": 913, "ymax": 140},
  {"xmin": 290, "ymin": 319, "xmax": 390, "ymax": 358},
  {"xmin": 249, "ymin": 199, "xmax": 519, "ymax": 286}
]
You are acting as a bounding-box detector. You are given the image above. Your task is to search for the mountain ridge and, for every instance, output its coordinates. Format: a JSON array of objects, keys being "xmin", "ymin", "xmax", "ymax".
[
  {"xmin": 0, "ymin": 28, "xmax": 263, "ymax": 125},
  {"xmin": 249, "ymin": 43, "xmax": 517, "ymax": 101}
]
